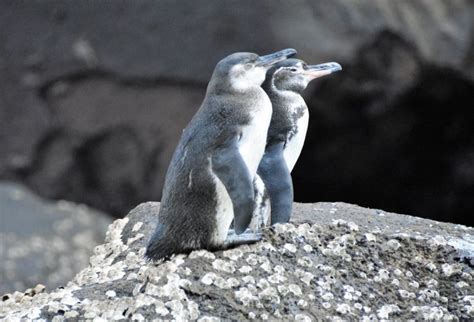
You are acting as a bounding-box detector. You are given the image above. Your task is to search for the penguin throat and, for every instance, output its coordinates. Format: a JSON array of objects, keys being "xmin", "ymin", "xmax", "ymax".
[
  {"xmin": 271, "ymin": 78, "xmax": 305, "ymax": 98},
  {"xmin": 230, "ymin": 76, "xmax": 255, "ymax": 92}
]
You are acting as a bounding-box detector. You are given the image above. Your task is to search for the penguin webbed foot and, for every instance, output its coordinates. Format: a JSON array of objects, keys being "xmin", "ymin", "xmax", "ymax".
[{"xmin": 223, "ymin": 228, "xmax": 262, "ymax": 249}]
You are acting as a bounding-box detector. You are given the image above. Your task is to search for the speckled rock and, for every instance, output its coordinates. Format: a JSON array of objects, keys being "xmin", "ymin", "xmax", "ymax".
[
  {"xmin": 1, "ymin": 202, "xmax": 472, "ymax": 320},
  {"xmin": 0, "ymin": 182, "xmax": 112, "ymax": 294}
]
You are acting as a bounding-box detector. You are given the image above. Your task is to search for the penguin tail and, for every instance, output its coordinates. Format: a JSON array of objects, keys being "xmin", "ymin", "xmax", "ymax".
[{"xmin": 145, "ymin": 223, "xmax": 174, "ymax": 261}]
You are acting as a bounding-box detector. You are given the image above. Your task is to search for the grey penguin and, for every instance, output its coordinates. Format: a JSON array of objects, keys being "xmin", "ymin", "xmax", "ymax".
[
  {"xmin": 146, "ymin": 48, "xmax": 297, "ymax": 260},
  {"xmin": 254, "ymin": 58, "xmax": 342, "ymax": 226}
]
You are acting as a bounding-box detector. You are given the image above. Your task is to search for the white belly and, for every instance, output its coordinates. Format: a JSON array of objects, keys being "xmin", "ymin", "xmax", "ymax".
[
  {"xmin": 283, "ymin": 108, "xmax": 309, "ymax": 171},
  {"xmin": 212, "ymin": 175, "xmax": 234, "ymax": 244},
  {"xmin": 238, "ymin": 99, "xmax": 273, "ymax": 176}
]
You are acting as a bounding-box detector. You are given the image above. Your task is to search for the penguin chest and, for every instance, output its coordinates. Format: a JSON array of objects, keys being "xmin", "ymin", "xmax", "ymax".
[
  {"xmin": 283, "ymin": 107, "xmax": 309, "ymax": 172},
  {"xmin": 238, "ymin": 100, "xmax": 273, "ymax": 176}
]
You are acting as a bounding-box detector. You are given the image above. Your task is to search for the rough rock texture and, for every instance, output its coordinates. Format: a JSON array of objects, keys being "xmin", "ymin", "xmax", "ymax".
[
  {"xmin": 0, "ymin": 1, "xmax": 473, "ymax": 224},
  {"xmin": 0, "ymin": 182, "xmax": 112, "ymax": 294},
  {"xmin": 1, "ymin": 202, "xmax": 472, "ymax": 320}
]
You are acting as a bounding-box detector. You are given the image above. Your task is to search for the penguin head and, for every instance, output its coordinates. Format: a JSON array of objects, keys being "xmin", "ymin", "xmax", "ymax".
[
  {"xmin": 267, "ymin": 59, "xmax": 342, "ymax": 93},
  {"xmin": 208, "ymin": 49, "xmax": 297, "ymax": 93}
]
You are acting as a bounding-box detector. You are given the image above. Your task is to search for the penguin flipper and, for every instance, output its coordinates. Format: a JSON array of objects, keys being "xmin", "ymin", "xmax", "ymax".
[
  {"xmin": 212, "ymin": 138, "xmax": 255, "ymax": 234},
  {"xmin": 257, "ymin": 141, "xmax": 294, "ymax": 224}
]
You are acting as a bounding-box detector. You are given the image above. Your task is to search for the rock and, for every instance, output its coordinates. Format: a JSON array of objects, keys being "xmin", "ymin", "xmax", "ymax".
[
  {"xmin": 1, "ymin": 202, "xmax": 472, "ymax": 320},
  {"xmin": 0, "ymin": 182, "xmax": 112, "ymax": 294},
  {"xmin": 0, "ymin": 1, "xmax": 473, "ymax": 223}
]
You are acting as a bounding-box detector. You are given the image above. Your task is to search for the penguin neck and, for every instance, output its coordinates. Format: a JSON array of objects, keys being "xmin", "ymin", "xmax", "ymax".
[
  {"xmin": 267, "ymin": 79, "xmax": 305, "ymax": 111},
  {"xmin": 266, "ymin": 79, "xmax": 307, "ymax": 141},
  {"xmin": 263, "ymin": 76, "xmax": 302, "ymax": 102}
]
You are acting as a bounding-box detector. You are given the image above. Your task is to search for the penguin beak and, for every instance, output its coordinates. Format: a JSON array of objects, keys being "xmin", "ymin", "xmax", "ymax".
[
  {"xmin": 256, "ymin": 48, "xmax": 297, "ymax": 68},
  {"xmin": 303, "ymin": 62, "xmax": 342, "ymax": 79}
]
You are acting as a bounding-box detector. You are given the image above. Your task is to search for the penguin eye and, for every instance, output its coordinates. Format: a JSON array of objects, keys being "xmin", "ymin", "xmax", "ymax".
[
  {"xmin": 289, "ymin": 68, "xmax": 298, "ymax": 73},
  {"xmin": 244, "ymin": 63, "xmax": 253, "ymax": 70}
]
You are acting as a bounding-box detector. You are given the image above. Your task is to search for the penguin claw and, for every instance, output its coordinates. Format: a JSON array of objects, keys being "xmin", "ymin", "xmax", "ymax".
[{"xmin": 223, "ymin": 229, "xmax": 263, "ymax": 249}]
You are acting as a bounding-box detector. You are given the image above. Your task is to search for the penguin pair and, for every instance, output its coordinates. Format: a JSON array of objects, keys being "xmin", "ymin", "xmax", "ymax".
[{"xmin": 146, "ymin": 49, "xmax": 341, "ymax": 261}]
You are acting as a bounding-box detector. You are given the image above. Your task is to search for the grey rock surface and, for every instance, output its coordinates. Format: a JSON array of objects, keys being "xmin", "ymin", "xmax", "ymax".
[
  {"xmin": 0, "ymin": 1, "xmax": 473, "ymax": 225},
  {"xmin": 1, "ymin": 202, "xmax": 472, "ymax": 320},
  {"xmin": 0, "ymin": 182, "xmax": 112, "ymax": 294}
]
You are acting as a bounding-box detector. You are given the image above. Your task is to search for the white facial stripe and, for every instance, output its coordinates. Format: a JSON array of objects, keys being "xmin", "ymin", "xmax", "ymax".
[
  {"xmin": 249, "ymin": 66, "xmax": 266, "ymax": 86},
  {"xmin": 271, "ymin": 66, "xmax": 287, "ymax": 91},
  {"xmin": 230, "ymin": 64, "xmax": 266, "ymax": 91}
]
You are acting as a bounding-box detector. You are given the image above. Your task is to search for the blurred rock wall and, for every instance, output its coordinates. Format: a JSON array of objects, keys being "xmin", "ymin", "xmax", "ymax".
[{"xmin": 0, "ymin": 0, "xmax": 473, "ymax": 224}]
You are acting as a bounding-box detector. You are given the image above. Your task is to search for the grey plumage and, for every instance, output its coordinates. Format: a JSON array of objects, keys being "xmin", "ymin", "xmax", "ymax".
[
  {"xmin": 258, "ymin": 58, "xmax": 342, "ymax": 224},
  {"xmin": 146, "ymin": 49, "xmax": 296, "ymax": 260}
]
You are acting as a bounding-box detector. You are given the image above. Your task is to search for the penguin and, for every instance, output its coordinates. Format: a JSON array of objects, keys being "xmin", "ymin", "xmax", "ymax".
[
  {"xmin": 146, "ymin": 48, "xmax": 297, "ymax": 261},
  {"xmin": 256, "ymin": 59, "xmax": 342, "ymax": 226}
]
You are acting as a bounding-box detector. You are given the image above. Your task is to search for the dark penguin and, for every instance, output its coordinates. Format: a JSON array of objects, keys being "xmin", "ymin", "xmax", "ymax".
[
  {"xmin": 146, "ymin": 49, "xmax": 297, "ymax": 260},
  {"xmin": 257, "ymin": 59, "xmax": 342, "ymax": 225}
]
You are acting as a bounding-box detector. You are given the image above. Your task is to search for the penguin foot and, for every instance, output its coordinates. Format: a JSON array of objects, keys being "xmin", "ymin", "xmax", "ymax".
[{"xmin": 223, "ymin": 229, "xmax": 263, "ymax": 249}]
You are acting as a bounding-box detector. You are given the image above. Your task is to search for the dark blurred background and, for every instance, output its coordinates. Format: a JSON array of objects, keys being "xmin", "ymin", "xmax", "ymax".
[{"xmin": 1, "ymin": 0, "xmax": 473, "ymax": 226}]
